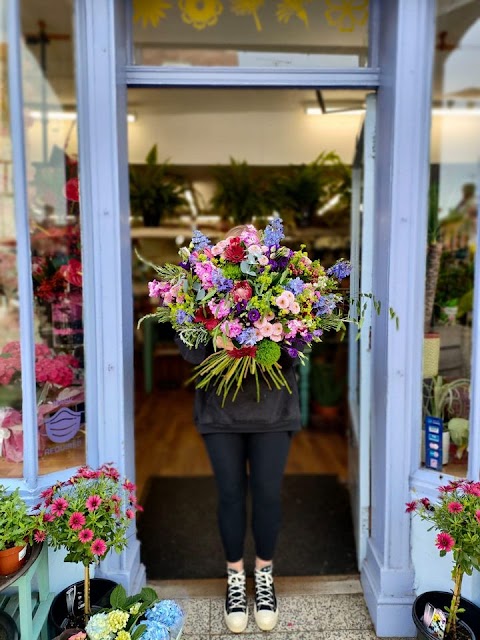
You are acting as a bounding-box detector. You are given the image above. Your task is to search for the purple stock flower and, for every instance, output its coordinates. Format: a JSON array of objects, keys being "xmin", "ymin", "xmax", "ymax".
[{"xmin": 247, "ymin": 309, "xmax": 260, "ymax": 322}]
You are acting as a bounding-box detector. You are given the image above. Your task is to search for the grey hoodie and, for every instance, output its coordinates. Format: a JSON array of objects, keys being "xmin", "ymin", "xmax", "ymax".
[{"xmin": 176, "ymin": 339, "xmax": 302, "ymax": 434}]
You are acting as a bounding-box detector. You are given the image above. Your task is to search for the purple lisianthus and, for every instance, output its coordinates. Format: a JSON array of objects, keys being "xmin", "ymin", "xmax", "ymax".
[
  {"xmin": 327, "ymin": 260, "xmax": 351, "ymax": 280},
  {"xmin": 178, "ymin": 261, "xmax": 190, "ymax": 270},
  {"xmin": 247, "ymin": 308, "xmax": 260, "ymax": 323},
  {"xmin": 287, "ymin": 347, "xmax": 299, "ymax": 358},
  {"xmin": 235, "ymin": 301, "xmax": 247, "ymax": 314}
]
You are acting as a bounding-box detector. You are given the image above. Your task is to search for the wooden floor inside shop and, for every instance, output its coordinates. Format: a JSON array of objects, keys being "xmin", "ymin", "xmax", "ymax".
[{"xmin": 134, "ymin": 358, "xmax": 349, "ymax": 500}]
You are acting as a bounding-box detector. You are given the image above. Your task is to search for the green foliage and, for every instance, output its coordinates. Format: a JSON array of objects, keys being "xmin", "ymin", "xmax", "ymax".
[
  {"xmin": 423, "ymin": 376, "xmax": 470, "ymax": 424},
  {"xmin": 129, "ymin": 145, "xmax": 186, "ymax": 225},
  {"xmin": 428, "ymin": 183, "xmax": 441, "ymax": 245},
  {"xmin": 211, "ymin": 158, "xmax": 271, "ymax": 224},
  {"xmin": 0, "ymin": 485, "xmax": 39, "ymax": 550},
  {"xmin": 434, "ymin": 253, "xmax": 474, "ymax": 311},
  {"xmin": 271, "ymin": 152, "xmax": 351, "ymax": 226}
]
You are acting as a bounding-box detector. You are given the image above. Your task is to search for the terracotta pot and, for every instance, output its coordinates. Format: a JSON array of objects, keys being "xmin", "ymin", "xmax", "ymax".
[
  {"xmin": 0, "ymin": 544, "xmax": 28, "ymax": 576},
  {"xmin": 311, "ymin": 402, "xmax": 340, "ymax": 420}
]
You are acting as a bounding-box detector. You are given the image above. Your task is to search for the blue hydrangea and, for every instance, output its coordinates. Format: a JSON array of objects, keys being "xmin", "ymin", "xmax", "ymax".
[
  {"xmin": 191, "ymin": 230, "xmax": 212, "ymax": 251},
  {"xmin": 314, "ymin": 294, "xmax": 337, "ymax": 316},
  {"xmin": 145, "ymin": 600, "xmax": 184, "ymax": 628},
  {"xmin": 263, "ymin": 217, "xmax": 284, "ymax": 247},
  {"xmin": 176, "ymin": 310, "xmax": 193, "ymax": 324},
  {"xmin": 326, "ymin": 260, "xmax": 351, "ymax": 280},
  {"xmin": 237, "ymin": 327, "xmax": 259, "ymax": 346},
  {"xmin": 286, "ymin": 278, "xmax": 305, "ymax": 295},
  {"xmin": 141, "ymin": 620, "xmax": 170, "ymax": 640}
]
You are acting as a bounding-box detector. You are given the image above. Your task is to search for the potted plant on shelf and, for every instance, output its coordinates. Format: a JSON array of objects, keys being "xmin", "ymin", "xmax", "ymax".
[
  {"xmin": 422, "ymin": 376, "xmax": 470, "ymax": 468},
  {"xmin": 0, "ymin": 484, "xmax": 44, "ymax": 576},
  {"xmin": 310, "ymin": 361, "xmax": 344, "ymax": 421},
  {"xmin": 37, "ymin": 464, "xmax": 142, "ymax": 633},
  {"xmin": 210, "ymin": 158, "xmax": 271, "ymax": 226},
  {"xmin": 407, "ymin": 479, "xmax": 480, "ymax": 640},
  {"xmin": 129, "ymin": 145, "xmax": 187, "ymax": 228},
  {"xmin": 271, "ymin": 151, "xmax": 350, "ymax": 227}
]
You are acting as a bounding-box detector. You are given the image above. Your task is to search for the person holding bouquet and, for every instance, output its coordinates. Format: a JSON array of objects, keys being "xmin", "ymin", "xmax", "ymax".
[{"xmin": 144, "ymin": 218, "xmax": 352, "ymax": 633}]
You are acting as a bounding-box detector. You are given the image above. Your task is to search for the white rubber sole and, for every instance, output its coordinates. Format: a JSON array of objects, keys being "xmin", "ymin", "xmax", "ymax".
[
  {"xmin": 224, "ymin": 606, "xmax": 249, "ymax": 633},
  {"xmin": 254, "ymin": 604, "xmax": 279, "ymax": 631}
]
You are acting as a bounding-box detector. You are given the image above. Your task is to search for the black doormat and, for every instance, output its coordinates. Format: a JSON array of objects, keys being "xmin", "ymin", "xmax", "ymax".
[{"xmin": 137, "ymin": 474, "xmax": 357, "ymax": 580}]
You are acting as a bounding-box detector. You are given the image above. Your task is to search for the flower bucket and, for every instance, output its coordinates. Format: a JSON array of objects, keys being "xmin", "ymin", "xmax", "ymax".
[
  {"xmin": 413, "ymin": 591, "xmax": 479, "ymax": 640},
  {"xmin": 48, "ymin": 578, "xmax": 117, "ymax": 635},
  {"xmin": 0, "ymin": 544, "xmax": 28, "ymax": 576}
]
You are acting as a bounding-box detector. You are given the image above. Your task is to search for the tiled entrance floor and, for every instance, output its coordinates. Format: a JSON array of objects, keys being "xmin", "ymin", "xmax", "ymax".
[{"xmin": 149, "ymin": 576, "xmax": 411, "ymax": 640}]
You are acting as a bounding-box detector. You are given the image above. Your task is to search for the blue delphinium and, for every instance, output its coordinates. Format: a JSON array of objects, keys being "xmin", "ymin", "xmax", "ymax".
[
  {"xmin": 286, "ymin": 277, "xmax": 305, "ymax": 295},
  {"xmin": 212, "ymin": 270, "xmax": 233, "ymax": 292},
  {"xmin": 176, "ymin": 310, "xmax": 193, "ymax": 324},
  {"xmin": 237, "ymin": 327, "xmax": 258, "ymax": 346},
  {"xmin": 326, "ymin": 260, "xmax": 351, "ymax": 280},
  {"xmin": 263, "ymin": 217, "xmax": 284, "ymax": 247},
  {"xmin": 191, "ymin": 229, "xmax": 212, "ymax": 251},
  {"xmin": 314, "ymin": 294, "xmax": 337, "ymax": 316}
]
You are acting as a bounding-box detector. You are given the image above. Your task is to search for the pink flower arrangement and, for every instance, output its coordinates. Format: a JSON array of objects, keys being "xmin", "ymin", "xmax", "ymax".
[
  {"xmin": 407, "ymin": 479, "xmax": 480, "ymax": 636},
  {"xmin": 0, "ymin": 341, "xmax": 78, "ymax": 388}
]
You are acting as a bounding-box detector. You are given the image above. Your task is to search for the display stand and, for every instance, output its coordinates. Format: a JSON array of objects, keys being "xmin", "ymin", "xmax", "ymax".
[{"xmin": 0, "ymin": 543, "xmax": 55, "ymax": 640}]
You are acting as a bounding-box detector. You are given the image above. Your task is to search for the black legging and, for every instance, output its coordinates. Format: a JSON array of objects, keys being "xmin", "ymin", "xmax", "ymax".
[{"xmin": 203, "ymin": 431, "xmax": 292, "ymax": 563}]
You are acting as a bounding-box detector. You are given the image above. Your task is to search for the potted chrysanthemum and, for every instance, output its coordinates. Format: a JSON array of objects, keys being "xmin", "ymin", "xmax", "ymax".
[
  {"xmin": 406, "ymin": 479, "xmax": 480, "ymax": 640},
  {"xmin": 37, "ymin": 464, "xmax": 142, "ymax": 632}
]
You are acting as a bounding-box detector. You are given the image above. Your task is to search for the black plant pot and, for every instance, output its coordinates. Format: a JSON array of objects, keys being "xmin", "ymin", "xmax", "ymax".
[
  {"xmin": 142, "ymin": 209, "xmax": 162, "ymax": 227},
  {"xmin": 48, "ymin": 578, "xmax": 117, "ymax": 637},
  {"xmin": 413, "ymin": 591, "xmax": 480, "ymax": 640}
]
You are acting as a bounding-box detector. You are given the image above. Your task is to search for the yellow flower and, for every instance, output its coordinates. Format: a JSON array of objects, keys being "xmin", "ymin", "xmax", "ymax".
[
  {"xmin": 129, "ymin": 602, "xmax": 142, "ymax": 615},
  {"xmin": 230, "ymin": 0, "xmax": 265, "ymax": 31},
  {"xmin": 324, "ymin": 0, "xmax": 368, "ymax": 33},
  {"xmin": 179, "ymin": 0, "xmax": 224, "ymax": 30},
  {"xmin": 107, "ymin": 610, "xmax": 129, "ymax": 633},
  {"xmin": 116, "ymin": 632, "xmax": 131, "ymax": 640},
  {"xmin": 276, "ymin": 0, "xmax": 311, "ymax": 28},
  {"xmin": 132, "ymin": 0, "xmax": 172, "ymax": 27}
]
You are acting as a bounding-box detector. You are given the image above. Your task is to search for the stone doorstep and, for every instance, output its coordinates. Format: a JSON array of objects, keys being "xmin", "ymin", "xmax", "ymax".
[{"xmin": 148, "ymin": 574, "xmax": 363, "ymax": 599}]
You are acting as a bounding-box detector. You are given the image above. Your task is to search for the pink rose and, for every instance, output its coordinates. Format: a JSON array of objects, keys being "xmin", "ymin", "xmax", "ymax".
[{"xmin": 232, "ymin": 281, "xmax": 252, "ymax": 303}]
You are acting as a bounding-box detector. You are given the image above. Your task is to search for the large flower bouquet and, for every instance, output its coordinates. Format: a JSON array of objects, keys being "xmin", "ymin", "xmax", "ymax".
[
  {"xmin": 406, "ymin": 479, "xmax": 480, "ymax": 637},
  {"xmin": 142, "ymin": 218, "xmax": 352, "ymax": 403},
  {"xmin": 36, "ymin": 464, "xmax": 142, "ymax": 620}
]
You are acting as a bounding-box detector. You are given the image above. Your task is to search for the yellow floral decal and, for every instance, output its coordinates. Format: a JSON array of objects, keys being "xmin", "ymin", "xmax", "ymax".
[
  {"xmin": 133, "ymin": 0, "xmax": 172, "ymax": 27},
  {"xmin": 179, "ymin": 0, "xmax": 224, "ymax": 29},
  {"xmin": 324, "ymin": 0, "xmax": 368, "ymax": 33},
  {"xmin": 276, "ymin": 0, "xmax": 312, "ymax": 28},
  {"xmin": 231, "ymin": 0, "xmax": 265, "ymax": 32}
]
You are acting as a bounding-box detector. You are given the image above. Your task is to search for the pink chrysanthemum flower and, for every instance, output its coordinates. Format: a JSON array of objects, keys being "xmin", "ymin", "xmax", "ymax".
[
  {"xmin": 435, "ymin": 532, "xmax": 455, "ymax": 552},
  {"xmin": 86, "ymin": 495, "xmax": 102, "ymax": 511},
  {"xmin": 34, "ymin": 530, "xmax": 46, "ymax": 543},
  {"xmin": 123, "ymin": 480, "xmax": 136, "ymax": 492},
  {"xmin": 43, "ymin": 512, "xmax": 55, "ymax": 523},
  {"xmin": 405, "ymin": 501, "xmax": 417, "ymax": 513},
  {"xmin": 68, "ymin": 512, "xmax": 86, "ymax": 530},
  {"xmin": 475, "ymin": 510, "xmax": 480, "ymax": 524},
  {"xmin": 447, "ymin": 501, "xmax": 463, "ymax": 514},
  {"xmin": 51, "ymin": 497, "xmax": 69, "ymax": 517},
  {"xmin": 126, "ymin": 508, "xmax": 135, "ymax": 520},
  {"xmin": 78, "ymin": 528, "xmax": 94, "ymax": 543},
  {"xmin": 420, "ymin": 498, "xmax": 430, "ymax": 508},
  {"xmin": 91, "ymin": 538, "xmax": 107, "ymax": 556}
]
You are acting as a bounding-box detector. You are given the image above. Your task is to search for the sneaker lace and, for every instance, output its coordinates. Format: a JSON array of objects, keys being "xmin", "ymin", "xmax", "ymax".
[
  {"xmin": 254, "ymin": 568, "xmax": 275, "ymax": 608},
  {"xmin": 227, "ymin": 571, "xmax": 246, "ymax": 610}
]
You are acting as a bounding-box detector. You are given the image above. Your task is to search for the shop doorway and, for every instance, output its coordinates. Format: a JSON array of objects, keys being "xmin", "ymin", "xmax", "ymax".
[{"xmin": 127, "ymin": 88, "xmax": 373, "ymax": 579}]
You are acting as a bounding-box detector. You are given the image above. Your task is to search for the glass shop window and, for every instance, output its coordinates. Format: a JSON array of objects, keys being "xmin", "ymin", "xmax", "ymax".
[
  {"xmin": 131, "ymin": 0, "xmax": 369, "ymax": 68},
  {"xmin": 0, "ymin": 1, "xmax": 86, "ymax": 476},
  {"xmin": 422, "ymin": 1, "xmax": 480, "ymax": 476}
]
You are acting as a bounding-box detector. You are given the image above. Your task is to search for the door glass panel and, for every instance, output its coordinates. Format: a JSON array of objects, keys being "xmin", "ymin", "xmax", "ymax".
[
  {"xmin": 422, "ymin": 1, "xmax": 480, "ymax": 475},
  {"xmin": 20, "ymin": 2, "xmax": 86, "ymax": 474},
  {"xmin": 131, "ymin": 0, "xmax": 369, "ymax": 68},
  {"xmin": 0, "ymin": 4, "xmax": 23, "ymax": 477}
]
